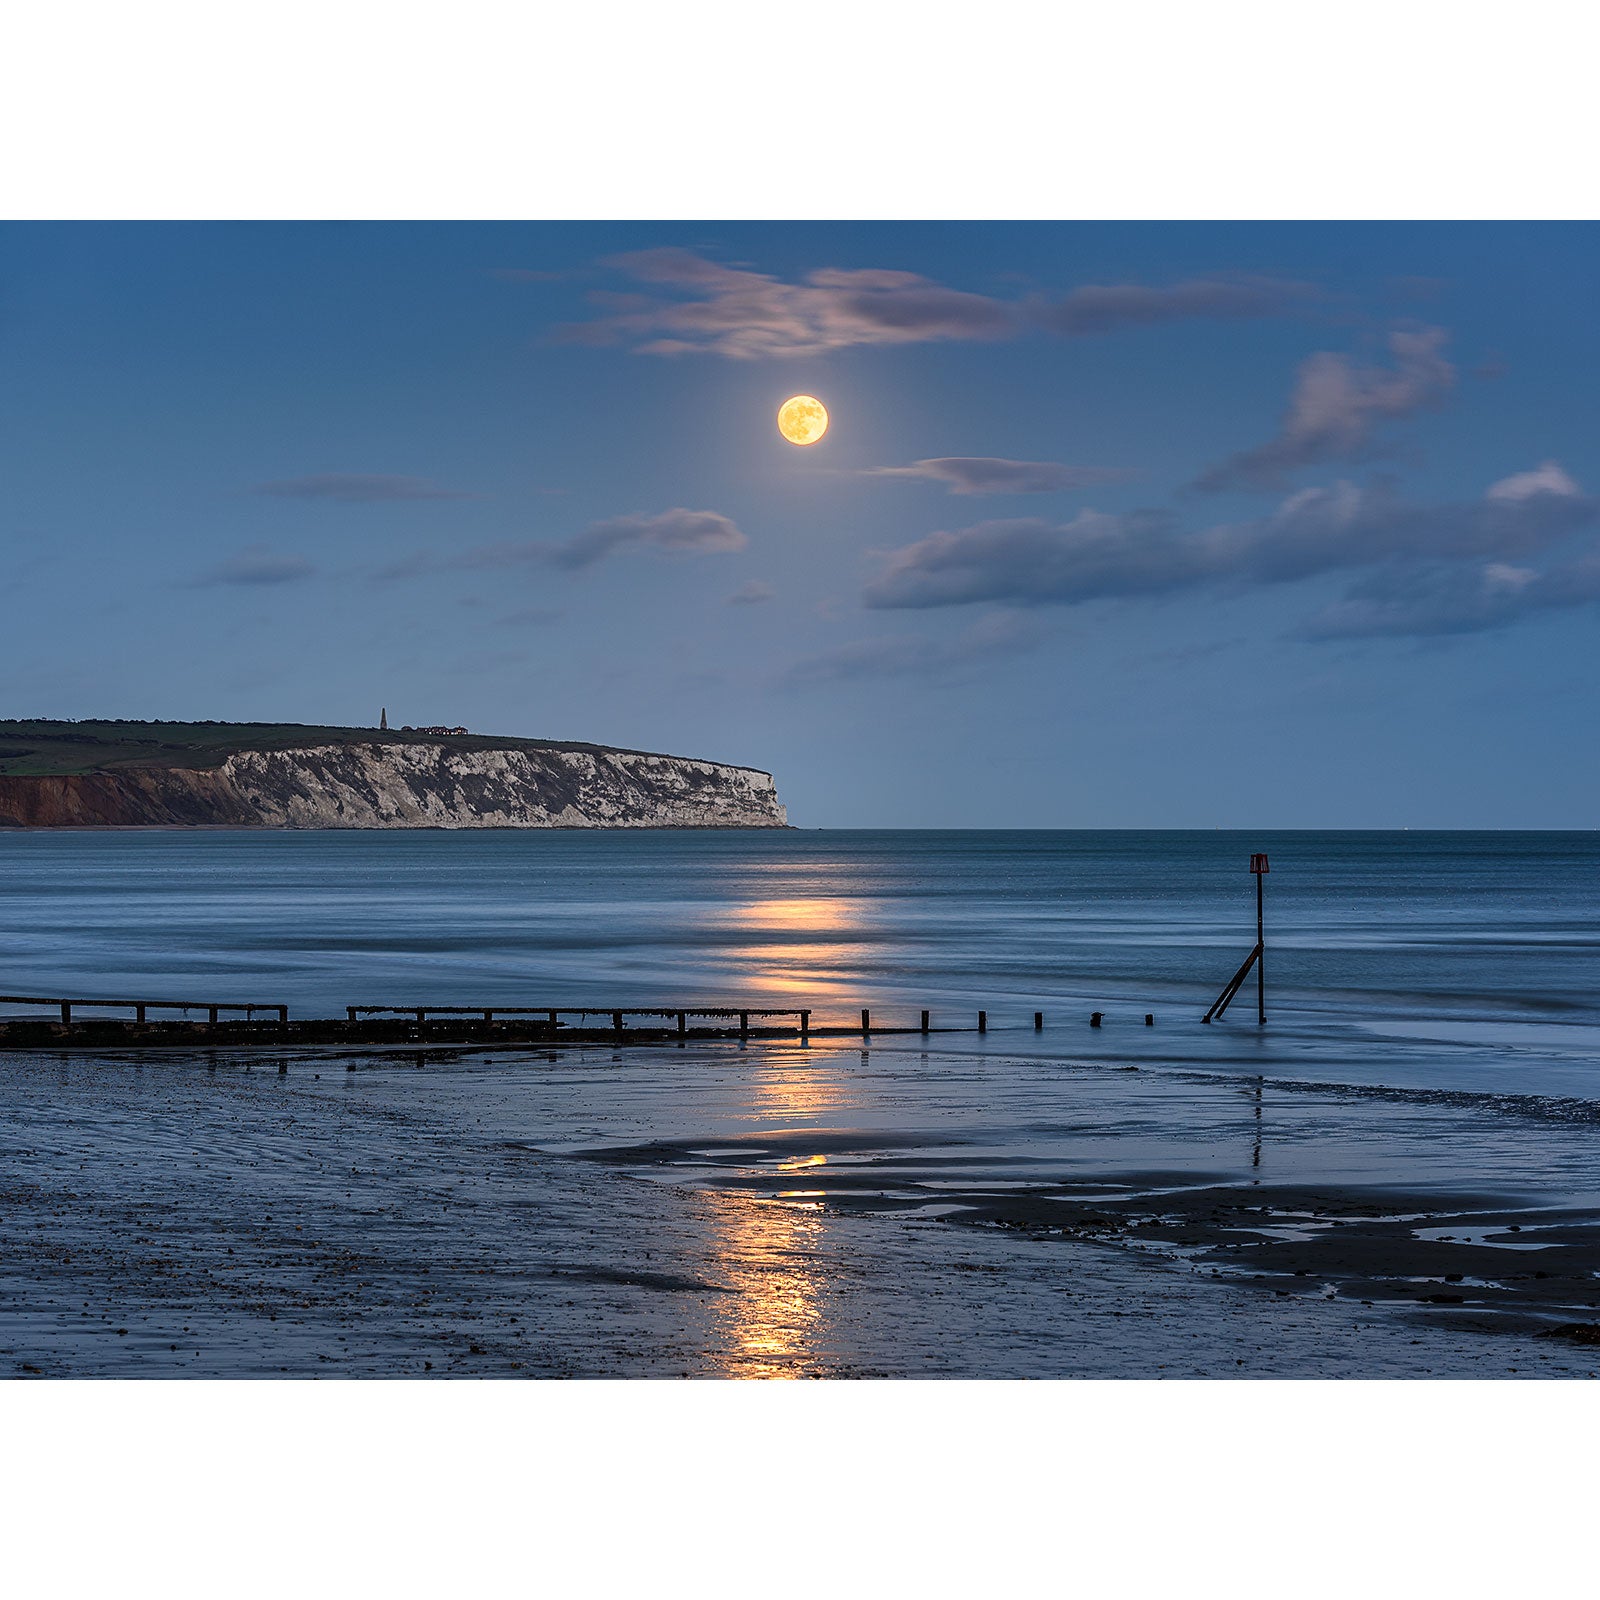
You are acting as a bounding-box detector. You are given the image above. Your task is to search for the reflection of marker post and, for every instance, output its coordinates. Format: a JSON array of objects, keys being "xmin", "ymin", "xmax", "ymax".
[{"xmin": 1251, "ymin": 852, "xmax": 1269, "ymax": 1026}]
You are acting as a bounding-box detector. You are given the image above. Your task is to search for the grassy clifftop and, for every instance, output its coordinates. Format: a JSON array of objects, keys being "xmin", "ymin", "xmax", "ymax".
[{"xmin": 0, "ymin": 721, "xmax": 766, "ymax": 778}]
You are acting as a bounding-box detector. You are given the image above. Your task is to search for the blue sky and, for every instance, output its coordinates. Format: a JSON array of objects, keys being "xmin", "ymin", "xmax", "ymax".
[{"xmin": 1, "ymin": 221, "xmax": 1596, "ymax": 826}]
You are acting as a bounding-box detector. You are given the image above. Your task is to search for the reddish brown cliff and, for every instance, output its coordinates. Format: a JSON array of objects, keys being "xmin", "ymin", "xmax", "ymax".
[{"xmin": 0, "ymin": 768, "xmax": 257, "ymax": 827}]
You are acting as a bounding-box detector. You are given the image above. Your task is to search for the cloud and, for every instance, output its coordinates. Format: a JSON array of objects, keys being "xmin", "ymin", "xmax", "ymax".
[
  {"xmin": 367, "ymin": 552, "xmax": 437, "ymax": 583},
  {"xmin": 1301, "ymin": 551, "xmax": 1600, "ymax": 638},
  {"xmin": 553, "ymin": 248, "xmax": 1016, "ymax": 359},
  {"xmin": 551, "ymin": 252, "xmax": 1319, "ymax": 360},
  {"xmin": 863, "ymin": 467, "xmax": 1597, "ymax": 637},
  {"xmin": 868, "ymin": 458, "xmax": 1135, "ymax": 495},
  {"xmin": 1196, "ymin": 327, "xmax": 1457, "ymax": 492},
  {"xmin": 1037, "ymin": 275, "xmax": 1315, "ymax": 335},
  {"xmin": 463, "ymin": 508, "xmax": 747, "ymax": 571},
  {"xmin": 864, "ymin": 509, "xmax": 1188, "ymax": 610},
  {"xmin": 1485, "ymin": 460, "xmax": 1580, "ymax": 502},
  {"xmin": 192, "ymin": 547, "xmax": 315, "ymax": 587},
  {"xmin": 727, "ymin": 579, "xmax": 775, "ymax": 605},
  {"xmin": 256, "ymin": 473, "xmax": 470, "ymax": 502},
  {"xmin": 783, "ymin": 611, "xmax": 1037, "ymax": 686}
]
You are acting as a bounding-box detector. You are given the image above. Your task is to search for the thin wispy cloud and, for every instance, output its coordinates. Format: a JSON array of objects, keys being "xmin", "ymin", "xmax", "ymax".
[
  {"xmin": 869, "ymin": 458, "xmax": 1135, "ymax": 495},
  {"xmin": 191, "ymin": 547, "xmax": 316, "ymax": 587},
  {"xmin": 549, "ymin": 251, "xmax": 1318, "ymax": 359},
  {"xmin": 782, "ymin": 611, "xmax": 1037, "ymax": 686},
  {"xmin": 1485, "ymin": 460, "xmax": 1579, "ymax": 502},
  {"xmin": 367, "ymin": 553, "xmax": 437, "ymax": 583},
  {"xmin": 727, "ymin": 579, "xmax": 775, "ymax": 605},
  {"xmin": 1301, "ymin": 552, "xmax": 1600, "ymax": 639},
  {"xmin": 1037, "ymin": 275, "xmax": 1316, "ymax": 336},
  {"xmin": 461, "ymin": 508, "xmax": 747, "ymax": 571},
  {"xmin": 255, "ymin": 473, "xmax": 472, "ymax": 502},
  {"xmin": 1196, "ymin": 327, "xmax": 1457, "ymax": 492},
  {"xmin": 863, "ymin": 464, "xmax": 1596, "ymax": 638}
]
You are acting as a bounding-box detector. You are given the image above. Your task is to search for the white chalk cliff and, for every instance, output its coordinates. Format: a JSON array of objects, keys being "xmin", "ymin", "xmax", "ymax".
[
  {"xmin": 223, "ymin": 743, "xmax": 788, "ymax": 829},
  {"xmin": 0, "ymin": 742, "xmax": 788, "ymax": 829}
]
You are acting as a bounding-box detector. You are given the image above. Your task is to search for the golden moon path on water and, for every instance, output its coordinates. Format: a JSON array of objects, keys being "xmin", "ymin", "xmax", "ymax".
[{"xmin": 777, "ymin": 394, "xmax": 828, "ymax": 446}]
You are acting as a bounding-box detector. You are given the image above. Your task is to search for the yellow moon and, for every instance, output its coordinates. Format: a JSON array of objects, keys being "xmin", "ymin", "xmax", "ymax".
[{"xmin": 777, "ymin": 394, "xmax": 828, "ymax": 446}]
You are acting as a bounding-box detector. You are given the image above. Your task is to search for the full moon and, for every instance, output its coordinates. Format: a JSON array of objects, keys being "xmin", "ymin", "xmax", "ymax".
[{"xmin": 777, "ymin": 394, "xmax": 828, "ymax": 446}]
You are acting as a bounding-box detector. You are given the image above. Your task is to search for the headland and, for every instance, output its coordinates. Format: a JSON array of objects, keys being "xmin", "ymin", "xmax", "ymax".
[{"xmin": 0, "ymin": 719, "xmax": 788, "ymax": 829}]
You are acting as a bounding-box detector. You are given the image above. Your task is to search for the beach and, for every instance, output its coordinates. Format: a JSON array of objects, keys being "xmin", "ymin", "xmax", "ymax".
[
  {"xmin": 3, "ymin": 828, "xmax": 1597, "ymax": 1379},
  {"xmin": 3, "ymin": 1036, "xmax": 1597, "ymax": 1379}
]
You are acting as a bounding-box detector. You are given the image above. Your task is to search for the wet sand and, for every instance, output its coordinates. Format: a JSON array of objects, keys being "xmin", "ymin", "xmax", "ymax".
[
  {"xmin": 3, "ymin": 1043, "xmax": 1598, "ymax": 1378},
  {"xmin": 586, "ymin": 1130, "xmax": 1600, "ymax": 1344}
]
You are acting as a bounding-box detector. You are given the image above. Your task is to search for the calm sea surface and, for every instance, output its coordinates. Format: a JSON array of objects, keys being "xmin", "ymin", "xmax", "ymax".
[{"xmin": 2, "ymin": 828, "xmax": 1597, "ymax": 1084}]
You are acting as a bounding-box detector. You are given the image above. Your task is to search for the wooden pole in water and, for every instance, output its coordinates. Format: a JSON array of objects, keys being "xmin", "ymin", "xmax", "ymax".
[
  {"xmin": 920, "ymin": 1009, "xmax": 929, "ymax": 1033},
  {"xmin": 861, "ymin": 1008, "xmax": 871, "ymax": 1034},
  {"xmin": 978, "ymin": 1010, "xmax": 987, "ymax": 1032},
  {"xmin": 1250, "ymin": 852, "xmax": 1269, "ymax": 1026}
]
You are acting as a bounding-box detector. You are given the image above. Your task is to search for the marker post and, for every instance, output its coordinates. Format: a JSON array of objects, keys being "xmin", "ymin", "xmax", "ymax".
[{"xmin": 1202, "ymin": 853, "xmax": 1270, "ymax": 1025}]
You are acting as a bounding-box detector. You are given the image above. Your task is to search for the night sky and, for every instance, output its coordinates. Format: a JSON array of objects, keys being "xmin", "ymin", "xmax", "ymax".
[{"xmin": 3, "ymin": 221, "xmax": 1596, "ymax": 826}]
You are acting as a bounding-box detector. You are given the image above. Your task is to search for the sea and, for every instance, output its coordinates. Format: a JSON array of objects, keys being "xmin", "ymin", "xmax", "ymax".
[{"xmin": 3, "ymin": 828, "xmax": 1598, "ymax": 1377}]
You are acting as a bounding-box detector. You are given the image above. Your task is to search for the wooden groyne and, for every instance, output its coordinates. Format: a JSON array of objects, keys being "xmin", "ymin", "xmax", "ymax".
[
  {"xmin": 0, "ymin": 996, "xmax": 1100, "ymax": 1050},
  {"xmin": 0, "ymin": 992, "xmax": 289, "ymax": 1025},
  {"xmin": 346, "ymin": 1004, "xmax": 816, "ymax": 1039}
]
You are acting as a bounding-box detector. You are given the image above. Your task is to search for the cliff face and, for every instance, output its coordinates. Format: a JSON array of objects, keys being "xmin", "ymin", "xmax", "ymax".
[{"xmin": 0, "ymin": 743, "xmax": 788, "ymax": 829}]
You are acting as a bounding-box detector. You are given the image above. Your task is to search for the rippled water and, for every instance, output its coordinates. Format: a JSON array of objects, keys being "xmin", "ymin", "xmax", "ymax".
[{"xmin": 2, "ymin": 828, "xmax": 1596, "ymax": 1090}]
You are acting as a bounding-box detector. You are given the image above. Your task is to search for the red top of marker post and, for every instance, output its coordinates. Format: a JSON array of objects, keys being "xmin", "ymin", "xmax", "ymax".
[{"xmin": 1249, "ymin": 853, "xmax": 1270, "ymax": 874}]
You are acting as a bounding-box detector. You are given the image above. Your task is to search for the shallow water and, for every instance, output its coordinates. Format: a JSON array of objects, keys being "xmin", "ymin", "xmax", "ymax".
[{"xmin": 4, "ymin": 1042, "xmax": 1597, "ymax": 1379}]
